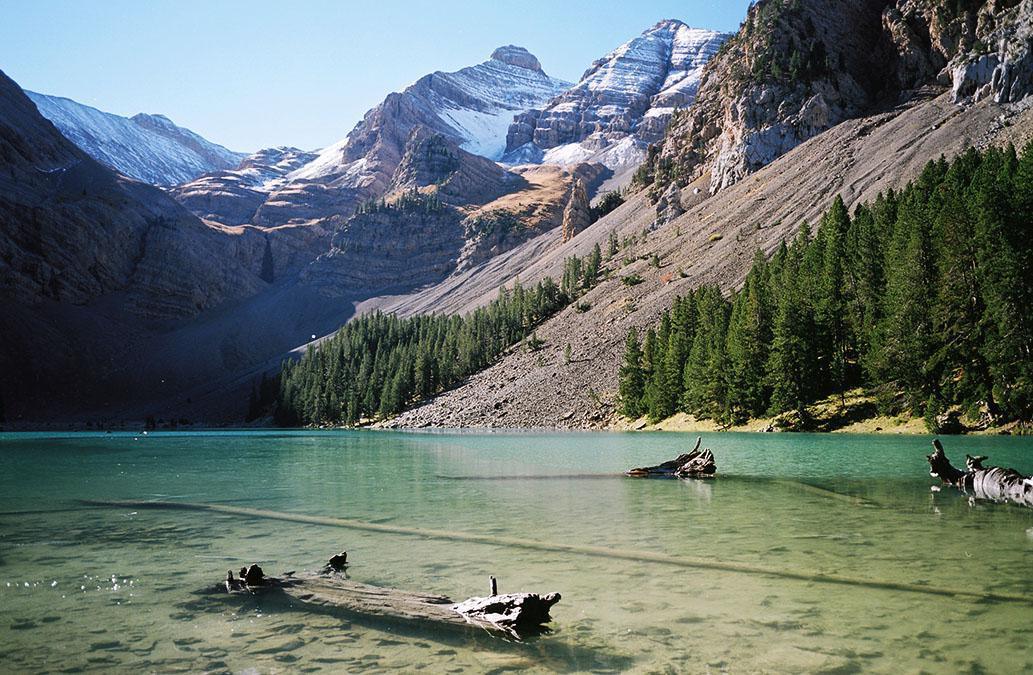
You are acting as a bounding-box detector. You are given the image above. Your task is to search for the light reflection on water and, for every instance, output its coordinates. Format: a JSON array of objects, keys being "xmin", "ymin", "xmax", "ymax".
[{"xmin": 1, "ymin": 430, "xmax": 1032, "ymax": 673}]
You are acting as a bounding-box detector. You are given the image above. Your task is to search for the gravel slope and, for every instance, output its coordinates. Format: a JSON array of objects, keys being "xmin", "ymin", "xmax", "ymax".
[{"xmin": 388, "ymin": 92, "xmax": 1033, "ymax": 429}]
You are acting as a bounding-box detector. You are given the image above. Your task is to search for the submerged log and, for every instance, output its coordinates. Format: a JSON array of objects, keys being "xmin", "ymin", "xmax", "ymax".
[
  {"xmin": 88, "ymin": 500, "xmax": 1032, "ymax": 605},
  {"xmin": 927, "ymin": 439, "xmax": 1033, "ymax": 508},
  {"xmin": 625, "ymin": 437, "xmax": 716, "ymax": 478},
  {"xmin": 220, "ymin": 567, "xmax": 559, "ymax": 639}
]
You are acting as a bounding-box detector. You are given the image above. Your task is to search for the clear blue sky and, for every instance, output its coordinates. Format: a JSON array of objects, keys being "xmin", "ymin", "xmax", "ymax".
[{"xmin": 0, "ymin": 0, "xmax": 750, "ymax": 152}]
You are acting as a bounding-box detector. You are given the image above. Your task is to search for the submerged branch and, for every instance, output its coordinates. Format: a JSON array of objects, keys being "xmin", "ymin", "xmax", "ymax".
[{"xmin": 84, "ymin": 498, "xmax": 1029, "ymax": 605}]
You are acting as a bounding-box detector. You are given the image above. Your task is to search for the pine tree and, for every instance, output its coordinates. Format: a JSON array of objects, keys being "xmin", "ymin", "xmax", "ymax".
[
  {"xmin": 619, "ymin": 329, "xmax": 646, "ymax": 418},
  {"xmin": 873, "ymin": 180, "xmax": 938, "ymax": 414},
  {"xmin": 766, "ymin": 231, "xmax": 816, "ymax": 420},
  {"xmin": 815, "ymin": 195, "xmax": 852, "ymax": 400},
  {"xmin": 682, "ymin": 286, "xmax": 730, "ymax": 419},
  {"xmin": 725, "ymin": 252, "xmax": 772, "ymax": 421},
  {"xmin": 260, "ymin": 237, "xmax": 275, "ymax": 283}
]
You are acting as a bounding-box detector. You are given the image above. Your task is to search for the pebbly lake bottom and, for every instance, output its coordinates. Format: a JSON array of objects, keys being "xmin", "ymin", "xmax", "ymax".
[{"xmin": 1, "ymin": 430, "xmax": 1032, "ymax": 673}]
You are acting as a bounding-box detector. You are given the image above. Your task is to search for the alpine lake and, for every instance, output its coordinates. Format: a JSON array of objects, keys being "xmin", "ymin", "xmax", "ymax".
[{"xmin": 1, "ymin": 430, "xmax": 1031, "ymax": 673}]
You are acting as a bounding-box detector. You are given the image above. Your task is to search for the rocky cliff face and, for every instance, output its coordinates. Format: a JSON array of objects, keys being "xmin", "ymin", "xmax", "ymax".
[
  {"xmin": 502, "ymin": 20, "xmax": 731, "ymax": 174},
  {"xmin": 0, "ymin": 69, "xmax": 317, "ymax": 417},
  {"xmin": 171, "ymin": 147, "xmax": 318, "ymax": 226},
  {"xmin": 642, "ymin": 0, "xmax": 1032, "ymax": 201},
  {"xmin": 643, "ymin": 0, "xmax": 894, "ymax": 198},
  {"xmin": 301, "ymin": 129, "xmax": 593, "ymax": 298},
  {"xmin": 25, "ymin": 91, "xmax": 244, "ymax": 185}
]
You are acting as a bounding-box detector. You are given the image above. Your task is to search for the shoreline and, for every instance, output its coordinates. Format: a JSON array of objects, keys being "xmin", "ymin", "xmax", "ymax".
[{"xmin": 607, "ymin": 389, "xmax": 1023, "ymax": 436}]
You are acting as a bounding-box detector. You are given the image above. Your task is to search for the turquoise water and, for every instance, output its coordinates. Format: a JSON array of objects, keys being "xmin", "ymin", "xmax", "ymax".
[{"xmin": 1, "ymin": 430, "xmax": 1032, "ymax": 673}]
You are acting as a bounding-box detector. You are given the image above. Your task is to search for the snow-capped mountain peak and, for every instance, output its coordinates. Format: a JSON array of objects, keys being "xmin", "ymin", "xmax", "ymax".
[
  {"xmin": 288, "ymin": 46, "xmax": 571, "ymax": 188},
  {"xmin": 502, "ymin": 20, "xmax": 731, "ymax": 176}
]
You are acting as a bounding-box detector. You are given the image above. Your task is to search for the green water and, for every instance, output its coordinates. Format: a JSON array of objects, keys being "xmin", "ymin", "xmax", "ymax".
[{"xmin": 1, "ymin": 430, "xmax": 1032, "ymax": 673}]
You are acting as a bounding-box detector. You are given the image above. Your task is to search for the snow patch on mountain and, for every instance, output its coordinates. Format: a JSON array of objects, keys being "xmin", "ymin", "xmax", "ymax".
[
  {"xmin": 288, "ymin": 138, "xmax": 349, "ymax": 182},
  {"xmin": 439, "ymin": 106, "xmax": 518, "ymax": 159},
  {"xmin": 26, "ymin": 91, "xmax": 244, "ymax": 185}
]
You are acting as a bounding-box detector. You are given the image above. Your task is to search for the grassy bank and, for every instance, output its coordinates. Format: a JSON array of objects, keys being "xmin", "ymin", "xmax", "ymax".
[{"xmin": 610, "ymin": 389, "xmax": 1021, "ymax": 435}]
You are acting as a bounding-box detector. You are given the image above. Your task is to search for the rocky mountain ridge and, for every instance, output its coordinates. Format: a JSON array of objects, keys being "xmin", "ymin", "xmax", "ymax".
[
  {"xmin": 502, "ymin": 20, "xmax": 731, "ymax": 176},
  {"xmin": 171, "ymin": 147, "xmax": 319, "ymax": 226},
  {"xmin": 25, "ymin": 91, "xmax": 244, "ymax": 185},
  {"xmin": 641, "ymin": 0, "xmax": 1033, "ymax": 204},
  {"xmin": 174, "ymin": 46, "xmax": 571, "ymax": 231}
]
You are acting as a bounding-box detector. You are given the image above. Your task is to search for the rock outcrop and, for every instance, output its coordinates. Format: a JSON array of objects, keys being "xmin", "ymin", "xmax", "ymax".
[
  {"xmin": 303, "ymin": 130, "xmax": 600, "ymax": 297},
  {"xmin": 502, "ymin": 20, "xmax": 731, "ymax": 174},
  {"xmin": 561, "ymin": 178, "xmax": 591, "ymax": 242},
  {"xmin": 25, "ymin": 91, "xmax": 244, "ymax": 185},
  {"xmin": 389, "ymin": 127, "xmax": 512, "ymax": 206},
  {"xmin": 945, "ymin": 0, "xmax": 1033, "ymax": 104},
  {"xmin": 643, "ymin": 0, "xmax": 1033, "ymax": 201}
]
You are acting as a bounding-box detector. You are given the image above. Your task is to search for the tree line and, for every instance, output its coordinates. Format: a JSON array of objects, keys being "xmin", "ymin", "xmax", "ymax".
[
  {"xmin": 275, "ymin": 246, "xmax": 604, "ymax": 426},
  {"xmin": 620, "ymin": 144, "xmax": 1033, "ymax": 431}
]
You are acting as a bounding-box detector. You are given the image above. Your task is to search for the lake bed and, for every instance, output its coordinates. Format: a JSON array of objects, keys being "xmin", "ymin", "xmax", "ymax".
[{"xmin": 1, "ymin": 430, "xmax": 1032, "ymax": 673}]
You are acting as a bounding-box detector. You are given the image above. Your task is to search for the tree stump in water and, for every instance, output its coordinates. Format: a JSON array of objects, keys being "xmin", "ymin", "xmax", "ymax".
[
  {"xmin": 625, "ymin": 437, "xmax": 716, "ymax": 478},
  {"xmin": 927, "ymin": 439, "xmax": 1033, "ymax": 508},
  {"xmin": 453, "ymin": 592, "xmax": 561, "ymax": 636},
  {"xmin": 322, "ymin": 551, "xmax": 348, "ymax": 573}
]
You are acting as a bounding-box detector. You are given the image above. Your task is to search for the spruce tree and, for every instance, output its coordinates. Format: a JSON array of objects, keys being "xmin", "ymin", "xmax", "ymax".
[
  {"xmin": 725, "ymin": 253, "xmax": 772, "ymax": 421},
  {"xmin": 619, "ymin": 329, "xmax": 646, "ymax": 418}
]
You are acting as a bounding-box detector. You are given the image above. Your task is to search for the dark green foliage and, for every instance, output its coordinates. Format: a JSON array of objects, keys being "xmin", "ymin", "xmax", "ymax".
[
  {"xmin": 276, "ymin": 251, "xmax": 604, "ymax": 426},
  {"xmin": 466, "ymin": 209, "xmax": 522, "ymax": 239},
  {"xmin": 618, "ymin": 144, "xmax": 1033, "ymax": 429},
  {"xmin": 355, "ymin": 189, "xmax": 443, "ymax": 216},
  {"xmin": 619, "ymin": 329, "xmax": 646, "ymax": 418},
  {"xmin": 246, "ymin": 372, "xmax": 279, "ymax": 422},
  {"xmin": 591, "ymin": 190, "xmax": 625, "ymax": 222}
]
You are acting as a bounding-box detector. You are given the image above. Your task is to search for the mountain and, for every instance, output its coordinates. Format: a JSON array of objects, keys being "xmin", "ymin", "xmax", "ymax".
[
  {"xmin": 0, "ymin": 70, "xmax": 354, "ymax": 422},
  {"xmin": 501, "ymin": 20, "xmax": 731, "ymax": 176},
  {"xmin": 25, "ymin": 91, "xmax": 245, "ymax": 185},
  {"xmin": 296, "ymin": 45, "xmax": 571, "ymax": 177},
  {"xmin": 383, "ymin": 0, "xmax": 1033, "ymax": 430},
  {"xmin": 641, "ymin": 0, "xmax": 1033, "ymax": 203},
  {"xmin": 173, "ymin": 46, "xmax": 571, "ymax": 230},
  {"xmin": 171, "ymin": 147, "xmax": 318, "ymax": 226}
]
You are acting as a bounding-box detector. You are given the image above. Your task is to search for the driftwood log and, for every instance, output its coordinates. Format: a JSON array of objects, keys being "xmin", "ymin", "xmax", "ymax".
[
  {"xmin": 625, "ymin": 437, "xmax": 716, "ymax": 478},
  {"xmin": 220, "ymin": 559, "xmax": 560, "ymax": 640},
  {"xmin": 927, "ymin": 439, "xmax": 1033, "ymax": 508}
]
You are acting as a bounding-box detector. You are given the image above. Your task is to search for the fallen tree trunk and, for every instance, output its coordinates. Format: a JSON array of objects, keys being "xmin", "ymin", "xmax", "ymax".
[
  {"xmin": 625, "ymin": 437, "xmax": 716, "ymax": 478},
  {"xmin": 220, "ymin": 562, "xmax": 559, "ymax": 640},
  {"xmin": 927, "ymin": 439, "xmax": 1033, "ymax": 508}
]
